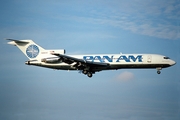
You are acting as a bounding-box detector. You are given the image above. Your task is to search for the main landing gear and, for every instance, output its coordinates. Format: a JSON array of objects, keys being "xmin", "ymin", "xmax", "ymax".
[
  {"xmin": 87, "ymin": 72, "xmax": 93, "ymax": 78},
  {"xmin": 156, "ymin": 67, "xmax": 162, "ymax": 74},
  {"xmin": 82, "ymin": 70, "xmax": 93, "ymax": 78}
]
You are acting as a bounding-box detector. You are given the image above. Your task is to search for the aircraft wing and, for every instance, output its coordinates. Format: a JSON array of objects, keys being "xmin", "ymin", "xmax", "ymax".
[{"xmin": 52, "ymin": 53, "xmax": 109, "ymax": 70}]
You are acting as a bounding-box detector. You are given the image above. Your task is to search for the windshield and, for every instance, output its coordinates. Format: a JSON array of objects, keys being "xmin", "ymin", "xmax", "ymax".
[{"xmin": 164, "ymin": 56, "xmax": 170, "ymax": 59}]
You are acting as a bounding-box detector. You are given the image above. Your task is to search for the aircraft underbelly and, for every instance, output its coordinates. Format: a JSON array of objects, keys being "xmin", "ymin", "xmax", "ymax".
[
  {"xmin": 109, "ymin": 63, "xmax": 170, "ymax": 69},
  {"xmin": 33, "ymin": 62, "xmax": 171, "ymax": 71}
]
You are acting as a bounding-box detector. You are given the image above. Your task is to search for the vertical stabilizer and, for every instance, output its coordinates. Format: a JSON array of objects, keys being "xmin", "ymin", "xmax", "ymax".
[{"xmin": 7, "ymin": 39, "xmax": 44, "ymax": 60}]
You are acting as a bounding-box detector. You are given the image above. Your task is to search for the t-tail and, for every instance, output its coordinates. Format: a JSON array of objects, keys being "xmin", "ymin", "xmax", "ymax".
[{"xmin": 7, "ymin": 39, "xmax": 45, "ymax": 60}]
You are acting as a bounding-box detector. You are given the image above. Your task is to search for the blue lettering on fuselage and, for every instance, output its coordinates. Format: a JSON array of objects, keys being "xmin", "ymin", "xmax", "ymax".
[
  {"xmin": 83, "ymin": 56, "xmax": 93, "ymax": 62},
  {"xmin": 94, "ymin": 56, "xmax": 104, "ymax": 62},
  {"xmin": 103, "ymin": 56, "xmax": 113, "ymax": 62},
  {"xmin": 83, "ymin": 55, "xmax": 142, "ymax": 63},
  {"xmin": 129, "ymin": 55, "xmax": 142, "ymax": 62},
  {"xmin": 116, "ymin": 56, "xmax": 130, "ymax": 62},
  {"xmin": 116, "ymin": 55, "xmax": 142, "ymax": 62},
  {"xmin": 83, "ymin": 56, "xmax": 113, "ymax": 62}
]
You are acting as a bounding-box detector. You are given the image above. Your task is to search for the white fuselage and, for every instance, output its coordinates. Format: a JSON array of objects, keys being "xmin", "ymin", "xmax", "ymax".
[{"xmin": 27, "ymin": 53, "xmax": 176, "ymax": 71}]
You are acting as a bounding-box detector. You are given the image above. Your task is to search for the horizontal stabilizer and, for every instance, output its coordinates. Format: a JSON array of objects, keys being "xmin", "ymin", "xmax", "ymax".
[{"xmin": 6, "ymin": 39, "xmax": 29, "ymax": 44}]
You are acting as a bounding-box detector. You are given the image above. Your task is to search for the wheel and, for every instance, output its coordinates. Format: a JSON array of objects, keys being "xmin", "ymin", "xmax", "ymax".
[
  {"xmin": 82, "ymin": 70, "xmax": 88, "ymax": 74},
  {"xmin": 87, "ymin": 72, "xmax": 93, "ymax": 78},
  {"xmin": 157, "ymin": 70, "xmax": 161, "ymax": 74}
]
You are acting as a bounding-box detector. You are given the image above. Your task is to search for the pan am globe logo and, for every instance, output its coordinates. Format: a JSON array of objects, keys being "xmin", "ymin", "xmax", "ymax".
[{"xmin": 26, "ymin": 44, "xmax": 39, "ymax": 58}]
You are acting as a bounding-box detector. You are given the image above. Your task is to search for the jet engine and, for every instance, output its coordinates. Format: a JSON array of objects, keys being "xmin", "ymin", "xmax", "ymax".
[
  {"xmin": 49, "ymin": 49, "xmax": 66, "ymax": 54},
  {"xmin": 41, "ymin": 57, "xmax": 61, "ymax": 63}
]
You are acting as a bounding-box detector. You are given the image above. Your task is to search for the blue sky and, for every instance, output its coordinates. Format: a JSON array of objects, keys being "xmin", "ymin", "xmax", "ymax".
[{"xmin": 0, "ymin": 0, "xmax": 180, "ymax": 120}]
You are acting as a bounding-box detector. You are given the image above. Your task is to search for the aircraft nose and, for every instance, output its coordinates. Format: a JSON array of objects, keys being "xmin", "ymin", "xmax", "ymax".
[{"xmin": 170, "ymin": 60, "xmax": 176, "ymax": 66}]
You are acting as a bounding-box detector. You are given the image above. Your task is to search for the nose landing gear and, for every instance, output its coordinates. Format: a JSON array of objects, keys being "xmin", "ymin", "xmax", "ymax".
[
  {"xmin": 156, "ymin": 67, "xmax": 162, "ymax": 74},
  {"xmin": 157, "ymin": 70, "xmax": 161, "ymax": 74}
]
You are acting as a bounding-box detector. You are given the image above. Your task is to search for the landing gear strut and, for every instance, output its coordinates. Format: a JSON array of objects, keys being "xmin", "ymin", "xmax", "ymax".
[{"xmin": 156, "ymin": 67, "xmax": 162, "ymax": 74}]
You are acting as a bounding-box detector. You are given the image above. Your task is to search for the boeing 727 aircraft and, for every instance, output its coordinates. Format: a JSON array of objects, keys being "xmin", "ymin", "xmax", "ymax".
[{"xmin": 7, "ymin": 39, "xmax": 176, "ymax": 78}]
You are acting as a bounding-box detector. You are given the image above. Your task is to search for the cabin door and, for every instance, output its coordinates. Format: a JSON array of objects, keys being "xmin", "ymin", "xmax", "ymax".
[{"xmin": 147, "ymin": 55, "xmax": 152, "ymax": 63}]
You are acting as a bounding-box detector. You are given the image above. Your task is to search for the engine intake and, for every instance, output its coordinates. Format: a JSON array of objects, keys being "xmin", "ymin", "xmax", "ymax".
[{"xmin": 49, "ymin": 49, "xmax": 65, "ymax": 54}]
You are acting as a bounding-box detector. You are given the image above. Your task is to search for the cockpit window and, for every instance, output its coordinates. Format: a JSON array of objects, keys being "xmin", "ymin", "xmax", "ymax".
[{"xmin": 164, "ymin": 56, "xmax": 170, "ymax": 59}]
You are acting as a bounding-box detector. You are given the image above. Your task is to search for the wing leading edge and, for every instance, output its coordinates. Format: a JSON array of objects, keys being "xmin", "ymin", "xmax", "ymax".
[
  {"xmin": 52, "ymin": 53, "xmax": 109, "ymax": 66},
  {"xmin": 52, "ymin": 53, "xmax": 110, "ymax": 77}
]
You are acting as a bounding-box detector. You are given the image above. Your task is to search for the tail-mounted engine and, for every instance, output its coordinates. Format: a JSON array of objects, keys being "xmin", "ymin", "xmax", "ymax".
[
  {"xmin": 41, "ymin": 49, "xmax": 65, "ymax": 63},
  {"xmin": 49, "ymin": 49, "xmax": 66, "ymax": 54},
  {"xmin": 41, "ymin": 57, "xmax": 61, "ymax": 63}
]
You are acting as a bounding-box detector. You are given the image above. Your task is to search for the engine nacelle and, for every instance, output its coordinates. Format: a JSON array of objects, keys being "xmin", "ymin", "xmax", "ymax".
[
  {"xmin": 41, "ymin": 49, "xmax": 66, "ymax": 55},
  {"xmin": 49, "ymin": 49, "xmax": 66, "ymax": 54},
  {"xmin": 41, "ymin": 57, "xmax": 60, "ymax": 63}
]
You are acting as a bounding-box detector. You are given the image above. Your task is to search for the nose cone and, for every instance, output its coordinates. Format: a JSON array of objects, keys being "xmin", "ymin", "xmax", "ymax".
[{"xmin": 170, "ymin": 60, "xmax": 176, "ymax": 66}]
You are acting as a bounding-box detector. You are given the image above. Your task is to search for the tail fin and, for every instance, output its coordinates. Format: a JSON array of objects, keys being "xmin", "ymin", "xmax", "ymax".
[{"xmin": 7, "ymin": 39, "xmax": 44, "ymax": 60}]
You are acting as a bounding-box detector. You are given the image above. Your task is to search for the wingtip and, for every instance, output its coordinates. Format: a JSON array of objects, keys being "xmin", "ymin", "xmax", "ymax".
[
  {"xmin": 4, "ymin": 38, "xmax": 10, "ymax": 41},
  {"xmin": 6, "ymin": 38, "xmax": 18, "ymax": 41}
]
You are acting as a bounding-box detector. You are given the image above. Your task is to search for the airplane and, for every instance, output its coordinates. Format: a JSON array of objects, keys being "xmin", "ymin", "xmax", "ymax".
[{"xmin": 7, "ymin": 39, "xmax": 176, "ymax": 78}]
